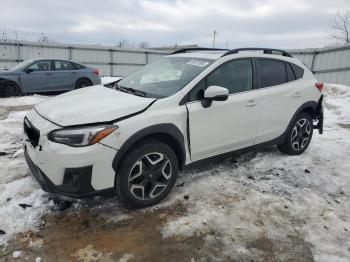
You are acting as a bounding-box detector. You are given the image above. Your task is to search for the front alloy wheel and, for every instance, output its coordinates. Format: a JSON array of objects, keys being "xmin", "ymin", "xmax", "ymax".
[
  {"xmin": 116, "ymin": 140, "xmax": 179, "ymax": 208},
  {"xmin": 128, "ymin": 152, "xmax": 172, "ymax": 200}
]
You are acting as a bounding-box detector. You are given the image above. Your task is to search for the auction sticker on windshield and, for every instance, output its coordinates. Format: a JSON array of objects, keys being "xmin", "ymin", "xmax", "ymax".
[{"xmin": 186, "ymin": 60, "xmax": 209, "ymax": 67}]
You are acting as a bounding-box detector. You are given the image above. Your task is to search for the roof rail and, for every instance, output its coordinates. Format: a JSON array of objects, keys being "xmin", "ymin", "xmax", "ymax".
[
  {"xmin": 222, "ymin": 48, "xmax": 293, "ymax": 58},
  {"xmin": 172, "ymin": 47, "xmax": 229, "ymax": 54}
]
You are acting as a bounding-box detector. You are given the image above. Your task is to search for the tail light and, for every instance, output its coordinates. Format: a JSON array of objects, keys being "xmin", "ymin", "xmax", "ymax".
[
  {"xmin": 315, "ymin": 82, "xmax": 323, "ymax": 92},
  {"xmin": 93, "ymin": 68, "xmax": 99, "ymax": 76}
]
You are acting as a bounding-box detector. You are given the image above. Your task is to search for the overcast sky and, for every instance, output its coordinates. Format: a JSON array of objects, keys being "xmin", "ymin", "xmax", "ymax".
[{"xmin": 1, "ymin": 0, "xmax": 349, "ymax": 49}]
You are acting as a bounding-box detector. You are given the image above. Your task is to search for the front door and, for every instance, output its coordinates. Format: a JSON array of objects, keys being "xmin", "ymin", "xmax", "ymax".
[
  {"xmin": 20, "ymin": 60, "xmax": 52, "ymax": 92},
  {"xmin": 186, "ymin": 59, "xmax": 259, "ymax": 161}
]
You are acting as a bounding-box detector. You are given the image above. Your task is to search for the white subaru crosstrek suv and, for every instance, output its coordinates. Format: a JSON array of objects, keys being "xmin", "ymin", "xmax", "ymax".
[{"xmin": 24, "ymin": 48, "xmax": 324, "ymax": 208}]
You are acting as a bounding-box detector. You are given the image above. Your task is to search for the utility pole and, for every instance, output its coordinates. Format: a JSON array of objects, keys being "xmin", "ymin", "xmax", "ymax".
[{"xmin": 212, "ymin": 30, "xmax": 217, "ymax": 48}]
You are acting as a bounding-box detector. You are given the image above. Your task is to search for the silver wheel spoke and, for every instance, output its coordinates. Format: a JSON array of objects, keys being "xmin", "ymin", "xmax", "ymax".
[
  {"xmin": 161, "ymin": 160, "xmax": 172, "ymax": 180},
  {"xmin": 149, "ymin": 183, "xmax": 167, "ymax": 198},
  {"xmin": 130, "ymin": 184, "xmax": 145, "ymax": 200},
  {"xmin": 291, "ymin": 127, "xmax": 298, "ymax": 140},
  {"xmin": 145, "ymin": 153, "xmax": 164, "ymax": 166},
  {"xmin": 301, "ymin": 138, "xmax": 309, "ymax": 148},
  {"xmin": 129, "ymin": 160, "xmax": 143, "ymax": 182}
]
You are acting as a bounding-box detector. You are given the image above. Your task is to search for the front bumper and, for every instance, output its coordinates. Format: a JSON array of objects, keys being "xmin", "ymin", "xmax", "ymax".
[
  {"xmin": 24, "ymin": 109, "xmax": 118, "ymax": 198},
  {"xmin": 25, "ymin": 149, "xmax": 114, "ymax": 199}
]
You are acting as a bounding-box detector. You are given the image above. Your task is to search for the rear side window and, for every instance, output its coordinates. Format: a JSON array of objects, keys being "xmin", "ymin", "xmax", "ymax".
[
  {"xmin": 72, "ymin": 63, "xmax": 84, "ymax": 70},
  {"xmin": 54, "ymin": 61, "xmax": 74, "ymax": 70},
  {"xmin": 290, "ymin": 63, "xmax": 304, "ymax": 79},
  {"xmin": 257, "ymin": 59, "xmax": 287, "ymax": 88},
  {"xmin": 285, "ymin": 63, "xmax": 296, "ymax": 82}
]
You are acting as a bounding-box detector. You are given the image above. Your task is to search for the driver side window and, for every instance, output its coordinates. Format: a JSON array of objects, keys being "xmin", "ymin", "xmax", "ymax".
[
  {"xmin": 188, "ymin": 59, "xmax": 253, "ymax": 102},
  {"xmin": 27, "ymin": 61, "xmax": 51, "ymax": 72}
]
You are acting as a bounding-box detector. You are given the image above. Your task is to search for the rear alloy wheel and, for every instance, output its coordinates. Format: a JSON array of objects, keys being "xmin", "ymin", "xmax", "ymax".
[
  {"xmin": 75, "ymin": 78, "xmax": 92, "ymax": 89},
  {"xmin": 278, "ymin": 113, "xmax": 313, "ymax": 155},
  {"xmin": 116, "ymin": 140, "xmax": 178, "ymax": 208},
  {"xmin": 0, "ymin": 81, "xmax": 21, "ymax": 97}
]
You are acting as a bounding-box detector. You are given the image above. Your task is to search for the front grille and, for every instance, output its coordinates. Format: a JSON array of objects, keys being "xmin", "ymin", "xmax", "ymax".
[{"xmin": 24, "ymin": 118, "xmax": 40, "ymax": 148}]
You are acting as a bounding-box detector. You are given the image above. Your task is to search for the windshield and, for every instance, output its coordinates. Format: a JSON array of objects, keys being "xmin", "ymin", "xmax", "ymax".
[
  {"xmin": 118, "ymin": 57, "xmax": 214, "ymax": 98},
  {"xmin": 10, "ymin": 60, "xmax": 34, "ymax": 71}
]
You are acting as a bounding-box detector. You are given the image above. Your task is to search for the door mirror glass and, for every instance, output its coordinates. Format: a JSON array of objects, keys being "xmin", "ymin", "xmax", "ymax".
[
  {"xmin": 25, "ymin": 68, "xmax": 33, "ymax": 74},
  {"xmin": 202, "ymin": 85, "xmax": 229, "ymax": 108}
]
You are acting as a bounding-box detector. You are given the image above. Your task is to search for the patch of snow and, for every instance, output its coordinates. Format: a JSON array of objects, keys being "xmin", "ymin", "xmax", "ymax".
[
  {"xmin": 0, "ymin": 96, "xmax": 51, "ymax": 247},
  {"xmin": 0, "ymin": 95, "xmax": 48, "ymax": 107},
  {"xmin": 12, "ymin": 250, "xmax": 23, "ymax": 258},
  {"xmin": 119, "ymin": 253, "xmax": 134, "ymax": 262}
]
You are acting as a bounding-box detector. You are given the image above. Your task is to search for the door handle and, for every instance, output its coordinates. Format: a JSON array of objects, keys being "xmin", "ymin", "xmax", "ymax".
[
  {"xmin": 71, "ymin": 72, "xmax": 77, "ymax": 75},
  {"xmin": 292, "ymin": 92, "xmax": 301, "ymax": 98},
  {"xmin": 245, "ymin": 100, "xmax": 258, "ymax": 107},
  {"xmin": 45, "ymin": 72, "xmax": 51, "ymax": 76}
]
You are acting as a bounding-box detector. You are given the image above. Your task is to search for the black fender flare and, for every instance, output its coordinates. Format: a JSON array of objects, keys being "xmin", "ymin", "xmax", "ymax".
[
  {"xmin": 112, "ymin": 123, "xmax": 186, "ymax": 172},
  {"xmin": 278, "ymin": 99, "xmax": 321, "ymax": 143}
]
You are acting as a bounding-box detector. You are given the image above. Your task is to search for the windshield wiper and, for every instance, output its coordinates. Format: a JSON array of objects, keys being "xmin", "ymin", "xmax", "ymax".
[{"xmin": 116, "ymin": 84, "xmax": 147, "ymax": 97}]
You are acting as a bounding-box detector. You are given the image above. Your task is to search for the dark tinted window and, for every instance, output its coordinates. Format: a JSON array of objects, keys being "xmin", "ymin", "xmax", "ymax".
[
  {"xmin": 207, "ymin": 59, "xmax": 252, "ymax": 94},
  {"xmin": 290, "ymin": 63, "xmax": 304, "ymax": 79},
  {"xmin": 257, "ymin": 59, "xmax": 287, "ymax": 88},
  {"xmin": 286, "ymin": 63, "xmax": 296, "ymax": 82},
  {"xmin": 54, "ymin": 61, "xmax": 74, "ymax": 70}
]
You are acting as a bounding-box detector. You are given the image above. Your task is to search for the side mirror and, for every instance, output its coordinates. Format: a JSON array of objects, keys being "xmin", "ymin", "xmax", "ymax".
[
  {"xmin": 25, "ymin": 69, "xmax": 33, "ymax": 74},
  {"xmin": 201, "ymin": 85, "xmax": 229, "ymax": 108}
]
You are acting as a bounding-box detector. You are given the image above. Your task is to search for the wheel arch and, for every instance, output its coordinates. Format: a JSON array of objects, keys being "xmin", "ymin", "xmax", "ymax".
[
  {"xmin": 279, "ymin": 100, "xmax": 319, "ymax": 144},
  {"xmin": 75, "ymin": 77, "xmax": 92, "ymax": 87},
  {"xmin": 0, "ymin": 78, "xmax": 22, "ymax": 95},
  {"xmin": 112, "ymin": 124, "xmax": 186, "ymax": 173}
]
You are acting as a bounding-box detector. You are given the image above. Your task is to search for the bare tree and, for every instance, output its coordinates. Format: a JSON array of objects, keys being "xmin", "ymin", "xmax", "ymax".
[{"xmin": 330, "ymin": 11, "xmax": 350, "ymax": 44}]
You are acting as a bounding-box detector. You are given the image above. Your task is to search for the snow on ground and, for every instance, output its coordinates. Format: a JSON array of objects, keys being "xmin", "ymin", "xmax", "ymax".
[
  {"xmin": 0, "ymin": 95, "xmax": 48, "ymax": 108},
  {"xmin": 0, "ymin": 95, "xmax": 51, "ymax": 246},
  {"xmin": 0, "ymin": 83, "xmax": 349, "ymax": 261}
]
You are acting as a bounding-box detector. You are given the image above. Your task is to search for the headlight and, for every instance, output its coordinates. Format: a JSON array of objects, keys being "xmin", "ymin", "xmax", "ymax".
[{"xmin": 48, "ymin": 125, "xmax": 118, "ymax": 147}]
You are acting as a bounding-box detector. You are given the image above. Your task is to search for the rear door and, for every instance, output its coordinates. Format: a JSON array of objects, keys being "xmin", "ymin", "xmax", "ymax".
[
  {"xmin": 20, "ymin": 60, "xmax": 52, "ymax": 92},
  {"xmin": 52, "ymin": 60, "xmax": 77, "ymax": 91},
  {"xmin": 186, "ymin": 59, "xmax": 259, "ymax": 160},
  {"xmin": 255, "ymin": 58, "xmax": 304, "ymax": 144}
]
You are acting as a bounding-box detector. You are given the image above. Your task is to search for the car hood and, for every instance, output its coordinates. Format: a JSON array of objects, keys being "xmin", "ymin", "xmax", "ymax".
[
  {"xmin": 35, "ymin": 85, "xmax": 156, "ymax": 126},
  {"xmin": 0, "ymin": 70, "xmax": 17, "ymax": 75}
]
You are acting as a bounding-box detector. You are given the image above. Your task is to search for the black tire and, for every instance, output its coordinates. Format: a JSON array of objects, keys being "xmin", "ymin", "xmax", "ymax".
[
  {"xmin": 0, "ymin": 81, "xmax": 21, "ymax": 97},
  {"xmin": 278, "ymin": 113, "xmax": 313, "ymax": 155},
  {"xmin": 75, "ymin": 78, "xmax": 92, "ymax": 89},
  {"xmin": 116, "ymin": 139, "xmax": 179, "ymax": 208}
]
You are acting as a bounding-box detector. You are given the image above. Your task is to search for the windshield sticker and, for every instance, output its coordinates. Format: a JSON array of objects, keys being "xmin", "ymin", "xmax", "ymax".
[{"xmin": 186, "ymin": 60, "xmax": 209, "ymax": 67}]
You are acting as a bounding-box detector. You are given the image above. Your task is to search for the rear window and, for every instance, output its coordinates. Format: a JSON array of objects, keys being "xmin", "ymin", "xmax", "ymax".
[
  {"xmin": 290, "ymin": 63, "xmax": 304, "ymax": 79},
  {"xmin": 257, "ymin": 59, "xmax": 287, "ymax": 88}
]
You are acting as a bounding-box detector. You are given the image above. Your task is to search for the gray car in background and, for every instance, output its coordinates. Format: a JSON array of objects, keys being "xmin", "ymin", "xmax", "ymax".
[{"xmin": 0, "ymin": 59, "xmax": 101, "ymax": 97}]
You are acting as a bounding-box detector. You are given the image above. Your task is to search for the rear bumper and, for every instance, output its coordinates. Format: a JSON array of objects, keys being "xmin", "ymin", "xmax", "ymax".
[{"xmin": 24, "ymin": 149, "xmax": 114, "ymax": 199}]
